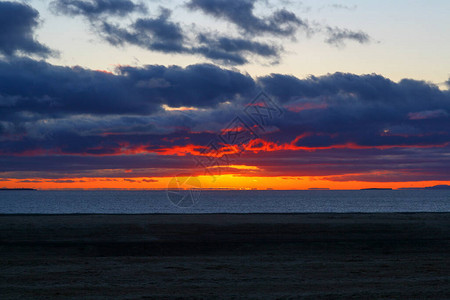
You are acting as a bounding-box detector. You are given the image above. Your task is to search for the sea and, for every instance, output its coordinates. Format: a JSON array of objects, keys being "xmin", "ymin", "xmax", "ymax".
[{"xmin": 0, "ymin": 190, "xmax": 449, "ymax": 214}]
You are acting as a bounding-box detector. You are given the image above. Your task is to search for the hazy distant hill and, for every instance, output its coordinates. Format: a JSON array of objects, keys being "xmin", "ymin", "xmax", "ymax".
[
  {"xmin": 425, "ymin": 185, "xmax": 450, "ymax": 190},
  {"xmin": 0, "ymin": 188, "xmax": 37, "ymax": 191},
  {"xmin": 399, "ymin": 185, "xmax": 450, "ymax": 190}
]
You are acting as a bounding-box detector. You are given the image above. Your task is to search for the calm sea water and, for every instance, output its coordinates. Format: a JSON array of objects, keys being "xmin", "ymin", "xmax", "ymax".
[{"xmin": 0, "ymin": 190, "xmax": 449, "ymax": 214}]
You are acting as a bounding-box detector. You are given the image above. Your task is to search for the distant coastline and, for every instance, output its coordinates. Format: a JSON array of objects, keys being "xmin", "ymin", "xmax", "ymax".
[
  {"xmin": 399, "ymin": 185, "xmax": 450, "ymax": 190},
  {"xmin": 0, "ymin": 188, "xmax": 37, "ymax": 191},
  {"xmin": 0, "ymin": 185, "xmax": 449, "ymax": 191},
  {"xmin": 360, "ymin": 185, "xmax": 450, "ymax": 191}
]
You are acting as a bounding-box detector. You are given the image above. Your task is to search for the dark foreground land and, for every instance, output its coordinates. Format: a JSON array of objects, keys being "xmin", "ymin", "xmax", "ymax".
[{"xmin": 0, "ymin": 213, "xmax": 449, "ymax": 299}]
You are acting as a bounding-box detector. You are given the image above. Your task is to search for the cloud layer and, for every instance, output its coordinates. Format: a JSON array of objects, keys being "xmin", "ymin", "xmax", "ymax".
[{"xmin": 0, "ymin": 56, "xmax": 449, "ymax": 182}]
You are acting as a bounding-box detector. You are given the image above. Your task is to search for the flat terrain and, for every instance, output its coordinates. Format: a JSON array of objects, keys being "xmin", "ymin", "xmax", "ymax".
[{"xmin": 0, "ymin": 213, "xmax": 449, "ymax": 299}]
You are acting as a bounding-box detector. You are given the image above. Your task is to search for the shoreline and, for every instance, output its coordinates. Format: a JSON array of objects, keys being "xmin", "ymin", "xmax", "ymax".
[{"xmin": 1, "ymin": 211, "xmax": 449, "ymax": 216}]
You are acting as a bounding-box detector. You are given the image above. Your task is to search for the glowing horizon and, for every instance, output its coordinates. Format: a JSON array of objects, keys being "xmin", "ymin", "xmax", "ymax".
[{"xmin": 3, "ymin": 174, "xmax": 450, "ymax": 191}]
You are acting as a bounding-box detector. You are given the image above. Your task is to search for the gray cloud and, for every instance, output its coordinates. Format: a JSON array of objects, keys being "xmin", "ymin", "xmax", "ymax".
[
  {"xmin": 49, "ymin": 0, "xmax": 372, "ymax": 64},
  {"xmin": 50, "ymin": 0, "xmax": 146, "ymax": 18},
  {"xmin": 325, "ymin": 26, "xmax": 371, "ymax": 47},
  {"xmin": 328, "ymin": 4, "xmax": 357, "ymax": 11},
  {"xmin": 50, "ymin": 1, "xmax": 281, "ymax": 65},
  {"xmin": 99, "ymin": 8, "xmax": 187, "ymax": 53},
  {"xmin": 187, "ymin": 0, "xmax": 371, "ymax": 47},
  {"xmin": 187, "ymin": 0, "xmax": 309, "ymax": 37},
  {"xmin": 194, "ymin": 33, "xmax": 280, "ymax": 65},
  {"xmin": 98, "ymin": 8, "xmax": 281, "ymax": 65},
  {"xmin": 0, "ymin": 1, "xmax": 53, "ymax": 57}
]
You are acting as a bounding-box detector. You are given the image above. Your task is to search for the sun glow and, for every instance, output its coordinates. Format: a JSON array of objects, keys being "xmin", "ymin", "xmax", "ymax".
[
  {"xmin": 162, "ymin": 104, "xmax": 199, "ymax": 111},
  {"xmin": 2, "ymin": 175, "xmax": 449, "ymax": 191}
]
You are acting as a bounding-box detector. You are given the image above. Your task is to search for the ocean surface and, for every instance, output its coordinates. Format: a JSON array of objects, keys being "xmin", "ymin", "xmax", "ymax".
[{"xmin": 0, "ymin": 190, "xmax": 449, "ymax": 214}]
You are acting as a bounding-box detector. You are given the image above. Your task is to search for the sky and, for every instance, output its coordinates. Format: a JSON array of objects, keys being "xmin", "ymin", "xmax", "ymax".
[{"xmin": 0, "ymin": 0, "xmax": 449, "ymax": 190}]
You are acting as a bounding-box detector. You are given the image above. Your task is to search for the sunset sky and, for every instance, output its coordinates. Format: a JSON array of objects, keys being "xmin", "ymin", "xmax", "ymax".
[{"xmin": 1, "ymin": 0, "xmax": 449, "ymax": 190}]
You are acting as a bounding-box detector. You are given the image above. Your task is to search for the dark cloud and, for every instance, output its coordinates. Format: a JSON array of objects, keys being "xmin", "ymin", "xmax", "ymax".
[
  {"xmin": 49, "ymin": 0, "xmax": 371, "ymax": 64},
  {"xmin": 50, "ymin": 1, "xmax": 185, "ymax": 54},
  {"xmin": 187, "ymin": 0, "xmax": 308, "ymax": 37},
  {"xmin": 133, "ymin": 8, "xmax": 184, "ymax": 51},
  {"xmin": 194, "ymin": 33, "xmax": 280, "ymax": 65},
  {"xmin": 47, "ymin": 0, "xmax": 374, "ymax": 65},
  {"xmin": 258, "ymin": 72, "xmax": 450, "ymax": 151},
  {"xmin": 325, "ymin": 26, "xmax": 370, "ymax": 46},
  {"xmin": 142, "ymin": 178, "xmax": 158, "ymax": 182},
  {"xmin": 0, "ymin": 58, "xmax": 255, "ymax": 120},
  {"xmin": 0, "ymin": 154, "xmax": 197, "ymax": 178},
  {"xmin": 58, "ymin": 5, "xmax": 275, "ymax": 65},
  {"xmin": 47, "ymin": 179, "xmax": 77, "ymax": 183},
  {"xmin": 50, "ymin": 0, "xmax": 146, "ymax": 18},
  {"xmin": 231, "ymin": 147, "xmax": 450, "ymax": 181},
  {"xmin": 118, "ymin": 63, "xmax": 255, "ymax": 108},
  {"xmin": 99, "ymin": 8, "xmax": 186, "ymax": 53},
  {"xmin": 0, "ymin": 1, "xmax": 53, "ymax": 57},
  {"xmin": 0, "ymin": 57, "xmax": 150, "ymax": 116},
  {"xmin": 99, "ymin": 10, "xmax": 281, "ymax": 65},
  {"xmin": 18, "ymin": 179, "xmax": 43, "ymax": 183}
]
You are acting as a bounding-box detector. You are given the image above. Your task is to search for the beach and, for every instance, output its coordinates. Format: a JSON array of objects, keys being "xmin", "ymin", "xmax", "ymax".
[{"xmin": 1, "ymin": 213, "xmax": 449, "ymax": 299}]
